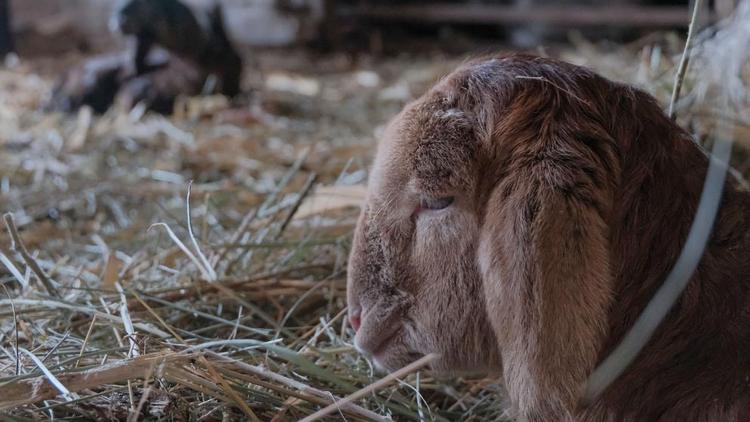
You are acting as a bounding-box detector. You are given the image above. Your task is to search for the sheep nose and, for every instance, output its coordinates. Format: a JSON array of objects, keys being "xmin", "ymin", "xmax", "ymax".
[{"xmin": 349, "ymin": 308, "xmax": 362, "ymax": 332}]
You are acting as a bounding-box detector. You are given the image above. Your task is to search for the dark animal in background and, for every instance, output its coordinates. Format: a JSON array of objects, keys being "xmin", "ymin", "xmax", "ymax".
[
  {"xmin": 45, "ymin": 50, "xmax": 168, "ymax": 114},
  {"xmin": 48, "ymin": 0, "xmax": 243, "ymax": 115},
  {"xmin": 113, "ymin": 0, "xmax": 209, "ymax": 75},
  {"xmin": 116, "ymin": 55, "xmax": 207, "ymax": 115},
  {"xmin": 347, "ymin": 54, "xmax": 750, "ymax": 421},
  {"xmin": 113, "ymin": 0, "xmax": 243, "ymax": 97},
  {"xmin": 46, "ymin": 52, "xmax": 136, "ymax": 114},
  {"xmin": 200, "ymin": 4, "xmax": 243, "ymax": 97}
]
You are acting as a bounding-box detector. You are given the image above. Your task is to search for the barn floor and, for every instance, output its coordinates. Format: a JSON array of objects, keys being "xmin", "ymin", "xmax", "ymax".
[{"xmin": 0, "ymin": 30, "xmax": 748, "ymax": 421}]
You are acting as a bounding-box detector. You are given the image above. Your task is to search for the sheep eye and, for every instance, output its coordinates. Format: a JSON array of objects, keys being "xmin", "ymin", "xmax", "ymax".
[{"xmin": 420, "ymin": 196, "xmax": 454, "ymax": 211}]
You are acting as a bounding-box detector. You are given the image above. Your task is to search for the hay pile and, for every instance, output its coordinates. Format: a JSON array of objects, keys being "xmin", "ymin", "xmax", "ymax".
[
  {"xmin": 0, "ymin": 52, "xmax": 507, "ymax": 421},
  {"xmin": 1, "ymin": 10, "xmax": 749, "ymax": 420}
]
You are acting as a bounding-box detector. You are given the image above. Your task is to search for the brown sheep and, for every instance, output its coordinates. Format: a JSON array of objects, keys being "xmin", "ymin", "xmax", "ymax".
[{"xmin": 347, "ymin": 54, "xmax": 750, "ymax": 421}]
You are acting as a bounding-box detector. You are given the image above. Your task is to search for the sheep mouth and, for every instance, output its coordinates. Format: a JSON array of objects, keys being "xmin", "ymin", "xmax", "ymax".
[
  {"xmin": 369, "ymin": 327, "xmax": 427, "ymax": 372},
  {"xmin": 354, "ymin": 317, "xmax": 402, "ymax": 355},
  {"xmin": 370, "ymin": 327, "xmax": 403, "ymax": 359}
]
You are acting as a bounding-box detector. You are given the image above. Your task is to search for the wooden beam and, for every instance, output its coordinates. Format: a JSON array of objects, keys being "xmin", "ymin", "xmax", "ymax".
[
  {"xmin": 0, "ymin": 0, "xmax": 13, "ymax": 56},
  {"xmin": 347, "ymin": 4, "xmax": 707, "ymax": 28}
]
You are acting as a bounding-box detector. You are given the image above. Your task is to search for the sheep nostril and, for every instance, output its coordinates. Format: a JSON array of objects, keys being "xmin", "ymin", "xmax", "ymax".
[{"xmin": 349, "ymin": 312, "xmax": 362, "ymax": 332}]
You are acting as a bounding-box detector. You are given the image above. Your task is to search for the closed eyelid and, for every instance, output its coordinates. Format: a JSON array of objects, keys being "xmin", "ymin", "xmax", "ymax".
[{"xmin": 421, "ymin": 196, "xmax": 455, "ymax": 210}]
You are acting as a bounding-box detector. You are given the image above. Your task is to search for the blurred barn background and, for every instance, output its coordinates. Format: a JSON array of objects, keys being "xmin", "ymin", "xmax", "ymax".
[
  {"xmin": 1, "ymin": 0, "xmax": 749, "ymax": 420},
  {"xmin": 1, "ymin": 0, "xmax": 740, "ymax": 55}
]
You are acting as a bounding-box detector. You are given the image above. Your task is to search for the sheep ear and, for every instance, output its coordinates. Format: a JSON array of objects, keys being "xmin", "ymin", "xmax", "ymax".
[{"xmin": 478, "ymin": 134, "xmax": 617, "ymax": 419}]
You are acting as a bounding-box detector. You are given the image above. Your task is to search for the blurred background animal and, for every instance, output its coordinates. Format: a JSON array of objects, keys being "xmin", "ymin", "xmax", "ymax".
[
  {"xmin": 45, "ymin": 49, "xmax": 169, "ymax": 114},
  {"xmin": 45, "ymin": 0, "xmax": 243, "ymax": 115},
  {"xmin": 112, "ymin": 0, "xmax": 210, "ymax": 75},
  {"xmin": 116, "ymin": 54, "xmax": 207, "ymax": 114},
  {"xmin": 113, "ymin": 0, "xmax": 243, "ymax": 97},
  {"xmin": 45, "ymin": 51, "xmax": 137, "ymax": 114}
]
